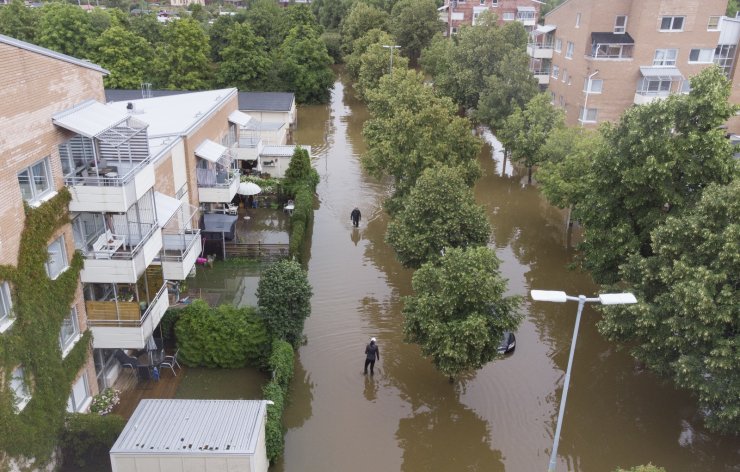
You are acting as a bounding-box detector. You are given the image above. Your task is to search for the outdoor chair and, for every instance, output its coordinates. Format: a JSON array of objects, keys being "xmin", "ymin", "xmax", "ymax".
[
  {"xmin": 160, "ymin": 348, "xmax": 181, "ymax": 376},
  {"xmin": 114, "ymin": 349, "xmax": 139, "ymax": 377}
]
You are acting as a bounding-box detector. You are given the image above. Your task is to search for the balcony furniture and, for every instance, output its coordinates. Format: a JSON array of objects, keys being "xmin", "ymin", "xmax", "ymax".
[
  {"xmin": 92, "ymin": 230, "xmax": 126, "ymax": 259},
  {"xmin": 114, "ymin": 349, "xmax": 139, "ymax": 377},
  {"xmin": 227, "ymin": 203, "xmax": 238, "ymax": 215},
  {"xmin": 160, "ymin": 348, "xmax": 180, "ymax": 376}
]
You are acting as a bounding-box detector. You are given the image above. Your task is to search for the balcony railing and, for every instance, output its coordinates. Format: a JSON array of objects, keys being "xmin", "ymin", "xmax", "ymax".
[
  {"xmin": 196, "ymin": 169, "xmax": 240, "ymax": 188},
  {"xmin": 82, "ymin": 223, "xmax": 158, "ymax": 261},
  {"xmin": 86, "ymin": 283, "xmax": 167, "ymax": 328}
]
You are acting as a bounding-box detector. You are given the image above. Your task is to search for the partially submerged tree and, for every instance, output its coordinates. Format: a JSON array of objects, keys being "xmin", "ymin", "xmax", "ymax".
[
  {"xmin": 403, "ymin": 247, "xmax": 522, "ymax": 381},
  {"xmin": 276, "ymin": 24, "xmax": 335, "ymax": 103},
  {"xmin": 340, "ymin": 1, "xmax": 390, "ymax": 55},
  {"xmin": 355, "ymin": 37, "xmax": 409, "ymax": 101},
  {"xmin": 257, "ymin": 259, "xmax": 313, "ymax": 348}
]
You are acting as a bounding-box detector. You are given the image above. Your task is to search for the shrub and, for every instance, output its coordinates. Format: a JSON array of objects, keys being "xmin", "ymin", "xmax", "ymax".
[
  {"xmin": 257, "ymin": 260, "xmax": 312, "ymax": 347},
  {"xmin": 89, "ymin": 388, "xmax": 121, "ymax": 416},
  {"xmin": 262, "ymin": 381, "xmax": 285, "ymax": 462},
  {"xmin": 269, "ymin": 340, "xmax": 294, "ymax": 390},
  {"xmin": 60, "ymin": 413, "xmax": 126, "ymax": 469}
]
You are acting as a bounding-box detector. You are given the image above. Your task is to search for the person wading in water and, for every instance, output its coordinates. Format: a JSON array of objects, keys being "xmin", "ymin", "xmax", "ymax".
[
  {"xmin": 364, "ymin": 337, "xmax": 380, "ymax": 375},
  {"xmin": 350, "ymin": 207, "xmax": 361, "ymax": 227}
]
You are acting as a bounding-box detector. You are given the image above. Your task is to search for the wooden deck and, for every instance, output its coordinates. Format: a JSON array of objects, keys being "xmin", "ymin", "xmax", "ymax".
[{"xmin": 110, "ymin": 365, "xmax": 187, "ymax": 419}]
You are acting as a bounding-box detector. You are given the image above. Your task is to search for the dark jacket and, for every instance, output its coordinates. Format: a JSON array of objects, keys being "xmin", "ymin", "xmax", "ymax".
[
  {"xmin": 351, "ymin": 208, "xmax": 361, "ymax": 221},
  {"xmin": 365, "ymin": 342, "xmax": 379, "ymax": 360}
]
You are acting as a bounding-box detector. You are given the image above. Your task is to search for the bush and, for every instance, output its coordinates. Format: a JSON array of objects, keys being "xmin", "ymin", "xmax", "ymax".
[
  {"xmin": 269, "ymin": 340, "xmax": 295, "ymax": 390},
  {"xmin": 174, "ymin": 300, "xmax": 270, "ymax": 368},
  {"xmin": 256, "ymin": 260, "xmax": 312, "ymax": 348},
  {"xmin": 262, "ymin": 381, "xmax": 285, "ymax": 462},
  {"xmin": 159, "ymin": 308, "xmax": 182, "ymax": 345},
  {"xmin": 60, "ymin": 413, "xmax": 126, "ymax": 469}
]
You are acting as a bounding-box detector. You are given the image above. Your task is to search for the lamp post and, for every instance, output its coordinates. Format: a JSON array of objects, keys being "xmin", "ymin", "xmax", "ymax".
[
  {"xmin": 530, "ymin": 289, "xmax": 637, "ymax": 472},
  {"xmin": 581, "ymin": 69, "xmax": 599, "ymax": 127},
  {"xmin": 382, "ymin": 45, "xmax": 401, "ymax": 74}
]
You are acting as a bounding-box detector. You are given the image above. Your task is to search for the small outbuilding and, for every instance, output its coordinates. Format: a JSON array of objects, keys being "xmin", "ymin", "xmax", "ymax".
[{"xmin": 110, "ymin": 399, "xmax": 270, "ymax": 472}]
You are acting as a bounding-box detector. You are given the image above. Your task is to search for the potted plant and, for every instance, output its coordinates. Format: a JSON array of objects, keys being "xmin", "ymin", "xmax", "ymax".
[{"xmin": 89, "ymin": 388, "xmax": 121, "ymax": 416}]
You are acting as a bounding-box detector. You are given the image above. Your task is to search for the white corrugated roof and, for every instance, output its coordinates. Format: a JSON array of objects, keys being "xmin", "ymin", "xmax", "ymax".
[
  {"xmin": 111, "ymin": 399, "xmax": 268, "ymax": 455},
  {"xmin": 154, "ymin": 192, "xmax": 182, "ymax": 226},
  {"xmin": 228, "ymin": 110, "xmax": 253, "ymax": 127},
  {"xmin": 52, "ymin": 100, "xmax": 131, "ymax": 138},
  {"xmin": 195, "ymin": 139, "xmax": 228, "ymax": 163},
  {"xmin": 639, "ymin": 66, "xmax": 684, "ymax": 79},
  {"xmin": 260, "ymin": 145, "xmax": 311, "ymax": 157}
]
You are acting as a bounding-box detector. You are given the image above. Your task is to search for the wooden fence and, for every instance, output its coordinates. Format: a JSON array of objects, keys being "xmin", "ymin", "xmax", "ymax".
[{"xmin": 224, "ymin": 242, "xmax": 290, "ymax": 261}]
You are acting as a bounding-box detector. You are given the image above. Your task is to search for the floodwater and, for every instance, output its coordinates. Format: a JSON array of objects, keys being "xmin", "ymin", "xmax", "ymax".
[{"xmin": 270, "ymin": 74, "xmax": 740, "ymax": 472}]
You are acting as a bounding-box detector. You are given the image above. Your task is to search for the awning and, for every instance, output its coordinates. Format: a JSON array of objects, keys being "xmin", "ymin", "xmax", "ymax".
[
  {"xmin": 195, "ymin": 139, "xmax": 228, "ymax": 163},
  {"xmin": 639, "ymin": 66, "xmax": 684, "ymax": 80},
  {"xmin": 154, "ymin": 192, "xmax": 182, "ymax": 226},
  {"xmin": 536, "ymin": 24, "xmax": 556, "ymax": 34},
  {"xmin": 53, "ymin": 100, "xmax": 130, "ymax": 138},
  {"xmin": 517, "ymin": 5, "xmax": 536, "ymax": 11},
  {"xmin": 228, "ymin": 110, "xmax": 253, "ymax": 127},
  {"xmin": 202, "ymin": 213, "xmax": 238, "ymax": 233},
  {"xmin": 591, "ymin": 32, "xmax": 635, "ymax": 44},
  {"xmin": 437, "ymin": 4, "xmax": 448, "ymax": 10}
]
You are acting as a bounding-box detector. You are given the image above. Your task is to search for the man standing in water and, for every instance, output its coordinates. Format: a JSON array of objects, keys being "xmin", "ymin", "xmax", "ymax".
[
  {"xmin": 364, "ymin": 337, "xmax": 380, "ymax": 375},
  {"xmin": 350, "ymin": 207, "xmax": 361, "ymax": 227}
]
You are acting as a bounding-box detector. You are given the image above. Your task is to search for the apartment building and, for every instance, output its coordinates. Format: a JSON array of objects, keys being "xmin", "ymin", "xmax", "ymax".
[
  {"xmin": 440, "ymin": 0, "xmax": 541, "ymax": 36},
  {"xmin": 528, "ymin": 0, "xmax": 740, "ymax": 128}
]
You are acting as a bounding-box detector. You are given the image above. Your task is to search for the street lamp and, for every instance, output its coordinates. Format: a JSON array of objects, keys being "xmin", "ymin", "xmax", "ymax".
[
  {"xmin": 530, "ymin": 289, "xmax": 637, "ymax": 472},
  {"xmin": 581, "ymin": 69, "xmax": 599, "ymax": 127},
  {"xmin": 382, "ymin": 45, "xmax": 401, "ymax": 74}
]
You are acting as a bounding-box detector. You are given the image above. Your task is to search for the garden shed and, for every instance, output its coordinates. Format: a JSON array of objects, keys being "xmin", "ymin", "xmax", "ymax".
[{"xmin": 110, "ymin": 399, "xmax": 270, "ymax": 472}]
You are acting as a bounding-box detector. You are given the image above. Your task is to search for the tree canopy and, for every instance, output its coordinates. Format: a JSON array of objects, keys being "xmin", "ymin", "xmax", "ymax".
[
  {"xmin": 36, "ymin": 2, "xmax": 93, "ymax": 59},
  {"xmin": 257, "ymin": 259, "xmax": 313, "ymax": 348},
  {"xmin": 354, "ymin": 34, "xmax": 409, "ymax": 101},
  {"xmin": 90, "ymin": 26, "xmax": 153, "ymax": 89},
  {"xmin": 402, "ymin": 246, "xmax": 522, "ymax": 380},
  {"xmin": 153, "ymin": 18, "xmax": 212, "ymax": 90},
  {"xmin": 216, "ymin": 22, "xmax": 272, "ymax": 90},
  {"xmin": 0, "ymin": 0, "xmax": 39, "ymax": 43},
  {"xmin": 276, "ymin": 24, "xmax": 335, "ymax": 103},
  {"xmin": 340, "ymin": 2, "xmax": 390, "ymax": 55},
  {"xmin": 389, "ymin": 0, "xmax": 441, "ymax": 65}
]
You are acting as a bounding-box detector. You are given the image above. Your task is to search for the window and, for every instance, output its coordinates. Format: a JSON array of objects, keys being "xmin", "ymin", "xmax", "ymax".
[
  {"xmin": 46, "ymin": 236, "xmax": 68, "ymax": 279},
  {"xmin": 715, "ymin": 44, "xmax": 737, "ymax": 78},
  {"xmin": 555, "ymin": 38, "xmax": 562, "ymax": 52},
  {"xmin": 562, "ymin": 68, "xmax": 568, "ymax": 83},
  {"xmin": 707, "ymin": 16, "xmax": 720, "ymax": 30},
  {"xmin": 0, "ymin": 282, "xmax": 13, "ymax": 332},
  {"xmin": 502, "ymin": 12, "xmax": 515, "ymax": 21},
  {"xmin": 653, "ymin": 49, "xmax": 678, "ymax": 66},
  {"xmin": 565, "ymin": 41, "xmax": 574, "ymax": 58},
  {"xmin": 480, "ymin": 0, "xmax": 485, "ymax": 4},
  {"xmin": 614, "ymin": 15, "xmax": 628, "ymax": 33},
  {"xmin": 67, "ymin": 372, "xmax": 91, "ymax": 413},
  {"xmin": 491, "ymin": 0, "xmax": 498, "ymax": 5},
  {"xmin": 552, "ymin": 64, "xmax": 560, "ymax": 79},
  {"xmin": 579, "ymin": 107, "xmax": 598, "ymax": 123},
  {"xmin": 17, "ymin": 158, "xmax": 52, "ymax": 204},
  {"xmin": 575, "ymin": 13, "xmax": 581, "ymax": 28},
  {"xmin": 11, "ymin": 366, "xmax": 31, "ymax": 412},
  {"xmin": 584, "ymin": 78, "xmax": 603, "ymax": 93},
  {"xmin": 689, "ymin": 48, "xmax": 714, "ymax": 63},
  {"xmin": 660, "ymin": 16, "xmax": 684, "ymax": 31},
  {"xmin": 592, "ymin": 43, "xmax": 634, "ymax": 59},
  {"xmin": 59, "ymin": 307, "xmax": 80, "ymax": 357},
  {"xmin": 639, "ymin": 79, "xmax": 673, "ymax": 95}
]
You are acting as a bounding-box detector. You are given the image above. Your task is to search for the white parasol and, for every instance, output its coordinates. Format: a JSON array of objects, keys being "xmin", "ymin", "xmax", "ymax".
[{"xmin": 237, "ymin": 181, "xmax": 262, "ymax": 196}]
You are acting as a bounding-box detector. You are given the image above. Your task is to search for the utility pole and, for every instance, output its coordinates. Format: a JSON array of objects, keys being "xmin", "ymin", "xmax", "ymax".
[{"xmin": 382, "ymin": 45, "xmax": 401, "ymax": 74}]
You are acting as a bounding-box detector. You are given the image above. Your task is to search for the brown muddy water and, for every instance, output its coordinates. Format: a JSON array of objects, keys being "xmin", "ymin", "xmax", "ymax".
[{"xmin": 266, "ymin": 75, "xmax": 739, "ymax": 471}]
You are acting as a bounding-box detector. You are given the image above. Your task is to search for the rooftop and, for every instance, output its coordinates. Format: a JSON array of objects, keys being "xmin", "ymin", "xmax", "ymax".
[
  {"xmin": 106, "ymin": 89, "xmax": 295, "ymax": 112},
  {"xmin": 0, "ymin": 33, "xmax": 108, "ymax": 74}
]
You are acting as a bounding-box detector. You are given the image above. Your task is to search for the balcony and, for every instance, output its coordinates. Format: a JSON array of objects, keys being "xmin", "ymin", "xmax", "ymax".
[
  {"xmin": 634, "ymin": 66, "xmax": 684, "ymax": 105},
  {"xmin": 233, "ymin": 137, "xmax": 264, "ymax": 162},
  {"xmin": 589, "ymin": 32, "xmax": 634, "ymax": 60},
  {"xmin": 80, "ymin": 223, "xmax": 163, "ymax": 284},
  {"xmin": 65, "ymin": 160, "xmax": 155, "ymax": 213},
  {"xmin": 161, "ymin": 230, "xmax": 202, "ymax": 280},
  {"xmin": 197, "ymin": 169, "xmax": 240, "ymax": 203},
  {"xmin": 527, "ymin": 44, "xmax": 553, "ymax": 59},
  {"xmin": 86, "ymin": 282, "xmax": 170, "ymax": 350},
  {"xmin": 533, "ymin": 69, "xmax": 551, "ymax": 85}
]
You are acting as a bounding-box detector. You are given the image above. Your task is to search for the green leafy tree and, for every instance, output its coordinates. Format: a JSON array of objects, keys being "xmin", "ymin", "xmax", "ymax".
[
  {"xmin": 216, "ymin": 22, "xmax": 272, "ymax": 90},
  {"xmin": 106, "ymin": 0, "xmax": 132, "ymax": 13},
  {"xmin": 419, "ymin": 32, "xmax": 452, "ymax": 79},
  {"xmin": 402, "ymin": 246, "xmax": 522, "ymax": 380},
  {"xmin": 362, "ymin": 68, "xmax": 481, "ymax": 202},
  {"xmin": 0, "ymin": 0, "xmax": 40, "ymax": 43},
  {"xmin": 153, "ymin": 18, "xmax": 212, "ymax": 90},
  {"xmin": 90, "ymin": 26, "xmax": 153, "ymax": 89},
  {"xmin": 552, "ymin": 67, "xmax": 737, "ymax": 284},
  {"xmin": 312, "ymin": 0, "xmax": 352, "ymax": 30},
  {"xmin": 207, "ymin": 14, "xmax": 238, "ymax": 63},
  {"xmin": 282, "ymin": 146, "xmax": 319, "ymax": 194},
  {"xmin": 321, "ymin": 31, "xmax": 343, "ymax": 64},
  {"xmin": 257, "ymin": 259, "xmax": 313, "ymax": 348},
  {"xmin": 285, "ymin": 4, "xmax": 322, "ymax": 33},
  {"xmin": 88, "ymin": 8, "xmax": 113, "ymax": 37},
  {"xmin": 498, "ymin": 93, "xmax": 565, "ymax": 183},
  {"xmin": 727, "ymin": 0, "xmax": 738, "ymax": 17},
  {"xmin": 244, "ymin": 0, "xmax": 287, "ymax": 51},
  {"xmin": 355, "ymin": 36, "xmax": 409, "ymax": 101},
  {"xmin": 187, "ymin": 4, "xmax": 211, "ymax": 24},
  {"xmin": 276, "ymin": 24, "xmax": 335, "ymax": 103},
  {"xmin": 598, "ymin": 180, "xmax": 740, "ymax": 433},
  {"xmin": 129, "ymin": 13, "xmax": 163, "ymax": 47},
  {"xmin": 340, "ymin": 2, "xmax": 389, "ymax": 55},
  {"xmin": 389, "ymin": 0, "xmax": 441, "ymax": 65},
  {"xmin": 345, "ymin": 28, "xmax": 392, "ymax": 82},
  {"xmin": 386, "ymin": 166, "xmax": 491, "ymax": 268},
  {"xmin": 37, "ymin": 2, "xmax": 94, "ymax": 58}
]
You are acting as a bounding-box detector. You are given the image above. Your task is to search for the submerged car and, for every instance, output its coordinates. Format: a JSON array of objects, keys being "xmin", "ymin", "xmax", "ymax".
[{"xmin": 497, "ymin": 331, "xmax": 516, "ymax": 354}]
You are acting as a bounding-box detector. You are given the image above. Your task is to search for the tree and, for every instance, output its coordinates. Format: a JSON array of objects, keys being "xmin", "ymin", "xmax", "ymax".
[
  {"xmin": 389, "ymin": 0, "xmax": 441, "ymax": 65},
  {"xmin": 386, "ymin": 166, "xmax": 491, "ymax": 268},
  {"xmin": 186, "ymin": 4, "xmax": 211, "ymax": 24},
  {"xmin": 153, "ymin": 18, "xmax": 212, "ymax": 90},
  {"xmin": 244, "ymin": 0, "xmax": 287, "ymax": 52},
  {"xmin": 276, "ymin": 24, "xmax": 335, "ymax": 103},
  {"xmin": 362, "ymin": 68, "xmax": 481, "ymax": 201},
  {"xmin": 498, "ymin": 93, "xmax": 565, "ymax": 183},
  {"xmin": 0, "ymin": 0, "xmax": 40, "ymax": 43},
  {"xmin": 216, "ymin": 22, "xmax": 272, "ymax": 90},
  {"xmin": 402, "ymin": 246, "xmax": 522, "ymax": 380},
  {"xmin": 355, "ymin": 36, "xmax": 409, "ymax": 101},
  {"xmin": 345, "ymin": 28, "xmax": 392, "ymax": 82},
  {"xmin": 285, "ymin": 4, "xmax": 322, "ymax": 34},
  {"xmin": 598, "ymin": 180, "xmax": 740, "ymax": 433},
  {"xmin": 129, "ymin": 13, "xmax": 163, "ymax": 47},
  {"xmin": 340, "ymin": 2, "xmax": 390, "ymax": 55},
  {"xmin": 548, "ymin": 66, "xmax": 737, "ymax": 284},
  {"xmin": 90, "ymin": 26, "xmax": 153, "ymax": 89},
  {"xmin": 37, "ymin": 2, "xmax": 94, "ymax": 58},
  {"xmin": 207, "ymin": 14, "xmax": 237, "ymax": 63},
  {"xmin": 312, "ymin": 0, "xmax": 352, "ymax": 30},
  {"xmin": 282, "ymin": 146, "xmax": 319, "ymax": 194},
  {"xmin": 257, "ymin": 259, "xmax": 313, "ymax": 348},
  {"xmin": 727, "ymin": 0, "xmax": 738, "ymax": 17}
]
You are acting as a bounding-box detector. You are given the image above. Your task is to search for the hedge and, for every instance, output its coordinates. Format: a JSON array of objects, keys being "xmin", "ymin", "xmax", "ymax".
[
  {"xmin": 263, "ymin": 339, "xmax": 295, "ymax": 463},
  {"xmin": 60, "ymin": 413, "xmax": 126, "ymax": 469}
]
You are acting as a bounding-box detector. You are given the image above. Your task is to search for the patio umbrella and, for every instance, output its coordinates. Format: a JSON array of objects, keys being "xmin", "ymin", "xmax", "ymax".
[{"xmin": 237, "ymin": 181, "xmax": 262, "ymax": 196}]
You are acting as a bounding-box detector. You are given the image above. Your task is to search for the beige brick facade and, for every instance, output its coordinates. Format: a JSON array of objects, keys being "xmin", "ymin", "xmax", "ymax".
[{"xmin": 442, "ymin": 0, "xmax": 541, "ymax": 34}]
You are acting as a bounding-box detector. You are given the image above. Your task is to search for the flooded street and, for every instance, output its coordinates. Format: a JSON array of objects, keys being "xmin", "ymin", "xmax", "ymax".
[{"xmin": 272, "ymin": 75, "xmax": 740, "ymax": 471}]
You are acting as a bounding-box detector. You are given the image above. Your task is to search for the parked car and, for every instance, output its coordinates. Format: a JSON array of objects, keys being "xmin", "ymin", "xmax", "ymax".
[{"xmin": 498, "ymin": 331, "xmax": 516, "ymax": 354}]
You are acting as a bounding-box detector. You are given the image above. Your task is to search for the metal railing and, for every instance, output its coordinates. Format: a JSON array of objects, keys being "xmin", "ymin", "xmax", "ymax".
[
  {"xmin": 63, "ymin": 158, "xmax": 152, "ymax": 187},
  {"xmin": 161, "ymin": 230, "xmax": 201, "ymax": 262},
  {"xmin": 83, "ymin": 223, "xmax": 158, "ymax": 260},
  {"xmin": 86, "ymin": 283, "xmax": 167, "ymax": 327}
]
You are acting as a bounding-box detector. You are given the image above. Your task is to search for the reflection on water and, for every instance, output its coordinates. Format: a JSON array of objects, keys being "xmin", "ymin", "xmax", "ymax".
[{"xmin": 271, "ymin": 72, "xmax": 740, "ymax": 472}]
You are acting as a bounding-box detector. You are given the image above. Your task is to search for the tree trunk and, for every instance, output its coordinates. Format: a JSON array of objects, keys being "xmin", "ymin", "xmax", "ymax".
[{"xmin": 527, "ymin": 165, "xmax": 532, "ymax": 184}]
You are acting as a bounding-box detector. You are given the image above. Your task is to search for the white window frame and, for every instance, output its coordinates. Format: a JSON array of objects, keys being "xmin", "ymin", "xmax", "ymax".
[
  {"xmin": 689, "ymin": 48, "xmax": 714, "ymax": 63},
  {"xmin": 707, "ymin": 16, "xmax": 720, "ymax": 30},
  {"xmin": 583, "ymin": 78, "xmax": 603, "ymax": 93},
  {"xmin": 491, "ymin": 0, "xmax": 498, "ymax": 5},
  {"xmin": 502, "ymin": 12, "xmax": 515, "ymax": 21},
  {"xmin": 17, "ymin": 157, "xmax": 53, "ymax": 206},
  {"xmin": 653, "ymin": 48, "xmax": 678, "ymax": 66},
  {"xmin": 11, "ymin": 366, "xmax": 32, "ymax": 412},
  {"xmin": 579, "ymin": 107, "xmax": 598, "ymax": 123},
  {"xmin": 552, "ymin": 64, "xmax": 560, "ymax": 79},
  {"xmin": 0, "ymin": 282, "xmax": 13, "ymax": 333},
  {"xmin": 67, "ymin": 372, "xmax": 92, "ymax": 413},
  {"xmin": 555, "ymin": 38, "xmax": 562, "ymax": 53},
  {"xmin": 59, "ymin": 306, "xmax": 81, "ymax": 358},
  {"xmin": 479, "ymin": 0, "xmax": 485, "ymax": 5},
  {"xmin": 46, "ymin": 236, "xmax": 69, "ymax": 280},
  {"xmin": 575, "ymin": 13, "xmax": 581, "ymax": 28},
  {"xmin": 565, "ymin": 41, "xmax": 574, "ymax": 59},
  {"xmin": 562, "ymin": 68, "xmax": 568, "ymax": 83},
  {"xmin": 614, "ymin": 15, "xmax": 628, "ymax": 34},
  {"xmin": 660, "ymin": 16, "xmax": 685, "ymax": 31}
]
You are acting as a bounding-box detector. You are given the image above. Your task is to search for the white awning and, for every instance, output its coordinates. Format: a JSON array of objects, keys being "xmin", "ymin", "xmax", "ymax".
[
  {"xmin": 228, "ymin": 110, "xmax": 253, "ymax": 127},
  {"xmin": 437, "ymin": 4, "xmax": 448, "ymax": 11},
  {"xmin": 639, "ymin": 66, "xmax": 684, "ymax": 80},
  {"xmin": 536, "ymin": 24, "xmax": 556, "ymax": 34},
  {"xmin": 195, "ymin": 139, "xmax": 228, "ymax": 163},
  {"xmin": 154, "ymin": 192, "xmax": 182, "ymax": 226},
  {"xmin": 517, "ymin": 5, "xmax": 536, "ymax": 11},
  {"xmin": 53, "ymin": 100, "xmax": 130, "ymax": 138}
]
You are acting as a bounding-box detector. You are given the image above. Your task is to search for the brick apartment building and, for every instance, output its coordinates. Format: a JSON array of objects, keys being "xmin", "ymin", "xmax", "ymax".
[
  {"xmin": 527, "ymin": 0, "xmax": 740, "ymax": 129},
  {"xmin": 440, "ymin": 0, "xmax": 542, "ymax": 36}
]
